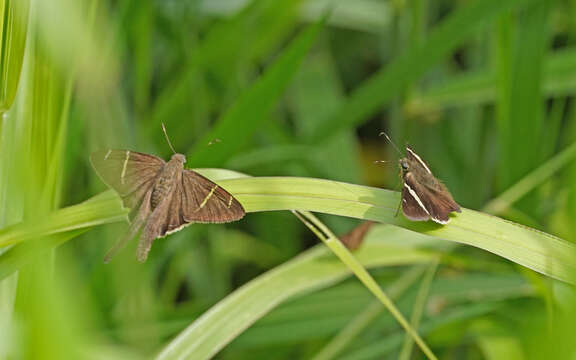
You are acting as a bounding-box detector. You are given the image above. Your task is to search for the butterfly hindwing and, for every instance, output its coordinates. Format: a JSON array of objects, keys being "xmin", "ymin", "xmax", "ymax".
[
  {"xmin": 402, "ymin": 173, "xmax": 460, "ymax": 224},
  {"xmin": 425, "ymin": 185, "xmax": 461, "ymax": 224}
]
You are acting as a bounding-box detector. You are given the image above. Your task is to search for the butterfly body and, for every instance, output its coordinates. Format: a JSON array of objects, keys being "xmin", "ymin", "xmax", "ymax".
[
  {"xmin": 151, "ymin": 153, "xmax": 185, "ymax": 209},
  {"xmin": 90, "ymin": 149, "xmax": 245, "ymax": 262},
  {"xmin": 399, "ymin": 147, "xmax": 460, "ymax": 224}
]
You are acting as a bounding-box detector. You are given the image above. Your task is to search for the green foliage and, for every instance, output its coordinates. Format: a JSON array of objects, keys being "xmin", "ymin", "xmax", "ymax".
[
  {"xmin": 1, "ymin": 0, "xmax": 576, "ymax": 359},
  {"xmin": 0, "ymin": 0, "xmax": 29, "ymax": 112}
]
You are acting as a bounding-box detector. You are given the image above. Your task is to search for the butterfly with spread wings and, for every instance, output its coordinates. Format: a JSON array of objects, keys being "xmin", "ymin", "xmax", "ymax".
[{"xmin": 90, "ymin": 149, "xmax": 245, "ymax": 262}]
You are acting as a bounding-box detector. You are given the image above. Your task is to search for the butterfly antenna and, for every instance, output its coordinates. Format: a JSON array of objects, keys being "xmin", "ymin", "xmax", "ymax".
[
  {"xmin": 379, "ymin": 131, "xmax": 402, "ymax": 155},
  {"xmin": 161, "ymin": 123, "xmax": 178, "ymax": 154}
]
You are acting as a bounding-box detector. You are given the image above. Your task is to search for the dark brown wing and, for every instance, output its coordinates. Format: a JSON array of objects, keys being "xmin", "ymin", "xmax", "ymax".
[
  {"xmin": 90, "ymin": 150, "xmax": 165, "ymax": 209},
  {"xmin": 133, "ymin": 170, "xmax": 245, "ymax": 262},
  {"xmin": 143, "ymin": 169, "xmax": 245, "ymax": 241},
  {"xmin": 426, "ymin": 184, "xmax": 461, "ymax": 224},
  {"xmin": 402, "ymin": 173, "xmax": 460, "ymax": 224},
  {"xmin": 405, "ymin": 146, "xmax": 434, "ymax": 175},
  {"xmin": 402, "ymin": 175, "xmax": 431, "ymax": 222},
  {"xmin": 181, "ymin": 170, "xmax": 245, "ymax": 223}
]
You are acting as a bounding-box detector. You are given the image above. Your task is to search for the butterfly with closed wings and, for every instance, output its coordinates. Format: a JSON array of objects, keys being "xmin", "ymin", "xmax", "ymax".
[
  {"xmin": 380, "ymin": 132, "xmax": 461, "ymax": 224},
  {"xmin": 399, "ymin": 146, "xmax": 461, "ymax": 224}
]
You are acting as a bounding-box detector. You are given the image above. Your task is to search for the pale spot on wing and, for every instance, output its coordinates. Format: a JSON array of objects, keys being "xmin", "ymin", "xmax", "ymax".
[
  {"xmin": 404, "ymin": 183, "xmax": 430, "ymax": 215},
  {"xmin": 120, "ymin": 150, "xmax": 130, "ymax": 184},
  {"xmin": 406, "ymin": 148, "xmax": 432, "ymax": 174},
  {"xmin": 431, "ymin": 217, "xmax": 450, "ymax": 225},
  {"xmin": 198, "ymin": 185, "xmax": 218, "ymax": 210},
  {"xmin": 165, "ymin": 223, "xmax": 190, "ymax": 236},
  {"xmin": 104, "ymin": 149, "xmax": 112, "ymax": 160},
  {"xmin": 227, "ymin": 196, "xmax": 233, "ymax": 208}
]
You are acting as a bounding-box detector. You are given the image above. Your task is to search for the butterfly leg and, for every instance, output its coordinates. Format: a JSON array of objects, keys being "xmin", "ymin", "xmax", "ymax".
[
  {"xmin": 395, "ymin": 197, "xmax": 402, "ymax": 218},
  {"xmin": 394, "ymin": 162, "xmax": 405, "ymax": 217}
]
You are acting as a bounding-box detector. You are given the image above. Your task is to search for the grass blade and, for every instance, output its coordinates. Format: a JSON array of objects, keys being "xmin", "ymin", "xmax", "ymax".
[
  {"xmin": 1, "ymin": 174, "xmax": 574, "ymax": 284},
  {"xmin": 156, "ymin": 227, "xmax": 437, "ymax": 360},
  {"xmin": 293, "ymin": 210, "xmax": 438, "ymax": 360},
  {"xmin": 308, "ymin": 0, "xmax": 539, "ymax": 145},
  {"xmin": 188, "ymin": 19, "xmax": 324, "ymax": 167},
  {"xmin": 0, "ymin": 0, "xmax": 29, "ymax": 112}
]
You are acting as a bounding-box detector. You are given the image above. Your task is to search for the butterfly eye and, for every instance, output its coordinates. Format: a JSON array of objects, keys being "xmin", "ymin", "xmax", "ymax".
[{"xmin": 400, "ymin": 161, "xmax": 409, "ymax": 170}]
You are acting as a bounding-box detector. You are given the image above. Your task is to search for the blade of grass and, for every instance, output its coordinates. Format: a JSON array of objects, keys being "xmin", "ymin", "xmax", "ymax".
[
  {"xmin": 0, "ymin": 0, "xmax": 29, "ymax": 112},
  {"xmin": 0, "ymin": 229, "xmax": 87, "ymax": 281},
  {"xmin": 188, "ymin": 18, "xmax": 324, "ymax": 167},
  {"xmin": 484, "ymin": 141, "xmax": 576, "ymax": 214},
  {"xmin": 290, "ymin": 49, "xmax": 361, "ymax": 183},
  {"xmin": 414, "ymin": 44, "xmax": 576, "ymax": 111},
  {"xmin": 311, "ymin": 266, "xmax": 427, "ymax": 360},
  {"xmin": 234, "ymin": 270, "xmax": 531, "ymax": 349},
  {"xmin": 9, "ymin": 3, "xmax": 88, "ymax": 356},
  {"xmin": 496, "ymin": 1, "xmax": 550, "ymax": 191},
  {"xmin": 0, "ymin": 190, "xmax": 127, "ymax": 246},
  {"xmin": 1, "ymin": 174, "xmax": 575, "ymax": 284},
  {"xmin": 341, "ymin": 302, "xmax": 502, "ymax": 359},
  {"xmin": 151, "ymin": 0, "xmax": 304, "ymax": 146},
  {"xmin": 308, "ymin": 0, "xmax": 539, "ymax": 145},
  {"xmin": 155, "ymin": 226, "xmax": 437, "ymax": 360},
  {"xmin": 227, "ymin": 144, "xmax": 314, "ymax": 170},
  {"xmin": 472, "ymin": 320, "xmax": 525, "ymax": 360},
  {"xmin": 293, "ymin": 211, "xmax": 438, "ymax": 359},
  {"xmin": 398, "ymin": 261, "xmax": 439, "ymax": 360}
]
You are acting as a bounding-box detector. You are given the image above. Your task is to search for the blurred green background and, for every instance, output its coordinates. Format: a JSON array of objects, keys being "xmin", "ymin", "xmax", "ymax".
[{"xmin": 2, "ymin": 0, "xmax": 576, "ymax": 359}]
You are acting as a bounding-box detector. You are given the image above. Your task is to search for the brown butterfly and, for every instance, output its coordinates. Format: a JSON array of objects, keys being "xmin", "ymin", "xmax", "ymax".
[
  {"xmin": 380, "ymin": 132, "xmax": 461, "ymax": 224},
  {"xmin": 399, "ymin": 146, "xmax": 461, "ymax": 224},
  {"xmin": 90, "ymin": 126, "xmax": 245, "ymax": 262}
]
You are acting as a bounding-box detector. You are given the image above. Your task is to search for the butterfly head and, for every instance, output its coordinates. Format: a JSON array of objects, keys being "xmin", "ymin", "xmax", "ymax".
[
  {"xmin": 171, "ymin": 153, "xmax": 187, "ymax": 163},
  {"xmin": 399, "ymin": 158, "xmax": 410, "ymax": 173}
]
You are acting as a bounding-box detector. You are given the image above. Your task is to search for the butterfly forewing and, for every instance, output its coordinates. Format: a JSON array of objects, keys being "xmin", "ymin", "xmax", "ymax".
[
  {"xmin": 181, "ymin": 170, "xmax": 245, "ymax": 223},
  {"xmin": 405, "ymin": 146, "xmax": 433, "ymax": 175},
  {"xmin": 402, "ymin": 174, "xmax": 431, "ymax": 221},
  {"xmin": 90, "ymin": 150, "xmax": 165, "ymax": 209},
  {"xmin": 144, "ymin": 170, "xmax": 245, "ymax": 239}
]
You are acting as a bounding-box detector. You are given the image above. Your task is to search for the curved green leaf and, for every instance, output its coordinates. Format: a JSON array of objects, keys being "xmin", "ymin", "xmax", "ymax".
[{"xmin": 0, "ymin": 173, "xmax": 573, "ymax": 284}]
